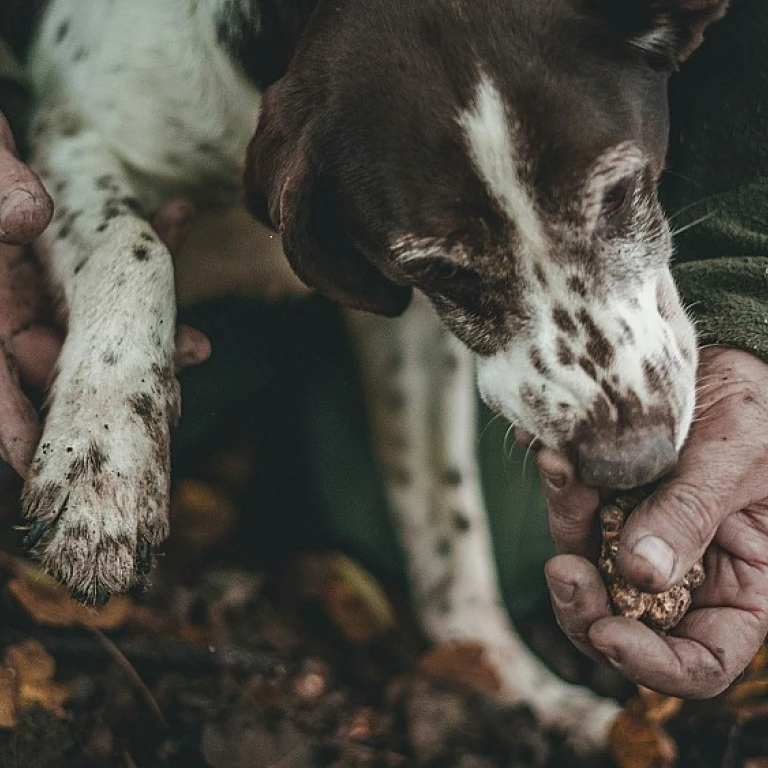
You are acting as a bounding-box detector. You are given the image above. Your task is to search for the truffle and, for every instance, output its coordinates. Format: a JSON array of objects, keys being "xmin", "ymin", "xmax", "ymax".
[{"xmin": 598, "ymin": 492, "xmax": 705, "ymax": 631}]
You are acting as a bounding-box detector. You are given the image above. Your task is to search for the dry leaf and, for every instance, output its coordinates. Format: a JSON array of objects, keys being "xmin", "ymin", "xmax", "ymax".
[
  {"xmin": 727, "ymin": 678, "xmax": 768, "ymax": 705},
  {"xmin": 0, "ymin": 668, "xmax": 17, "ymax": 729},
  {"xmin": 170, "ymin": 480, "xmax": 237, "ymax": 554},
  {"xmin": 609, "ymin": 710, "xmax": 677, "ymax": 768},
  {"xmin": 320, "ymin": 554, "xmax": 396, "ymax": 645},
  {"xmin": 3, "ymin": 639, "xmax": 70, "ymax": 718},
  {"xmin": 748, "ymin": 646, "xmax": 768, "ymax": 674},
  {"xmin": 637, "ymin": 687, "xmax": 684, "ymax": 724},
  {"xmin": 8, "ymin": 561, "xmax": 132, "ymax": 630},
  {"xmin": 416, "ymin": 642, "xmax": 501, "ymax": 696}
]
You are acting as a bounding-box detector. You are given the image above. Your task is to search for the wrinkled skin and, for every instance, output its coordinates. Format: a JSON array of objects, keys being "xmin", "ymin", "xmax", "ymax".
[
  {"xmin": 539, "ymin": 346, "xmax": 768, "ymax": 698},
  {"xmin": 0, "ymin": 110, "xmax": 210, "ymax": 477}
]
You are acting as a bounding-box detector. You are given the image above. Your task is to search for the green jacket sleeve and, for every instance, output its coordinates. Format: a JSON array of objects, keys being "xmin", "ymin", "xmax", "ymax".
[{"xmin": 662, "ymin": 0, "xmax": 768, "ymax": 362}]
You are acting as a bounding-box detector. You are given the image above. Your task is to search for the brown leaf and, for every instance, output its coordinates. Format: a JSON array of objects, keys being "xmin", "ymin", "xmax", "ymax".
[
  {"xmin": 609, "ymin": 710, "xmax": 677, "ymax": 768},
  {"xmin": 637, "ymin": 687, "xmax": 684, "ymax": 724},
  {"xmin": 416, "ymin": 642, "xmax": 501, "ymax": 696},
  {"xmin": 7, "ymin": 561, "xmax": 132, "ymax": 630},
  {"xmin": 748, "ymin": 645, "xmax": 768, "ymax": 674},
  {"xmin": 319, "ymin": 554, "xmax": 396, "ymax": 645},
  {"xmin": 727, "ymin": 677, "xmax": 768, "ymax": 705},
  {"xmin": 3, "ymin": 639, "xmax": 70, "ymax": 718},
  {"xmin": 0, "ymin": 668, "xmax": 16, "ymax": 729}
]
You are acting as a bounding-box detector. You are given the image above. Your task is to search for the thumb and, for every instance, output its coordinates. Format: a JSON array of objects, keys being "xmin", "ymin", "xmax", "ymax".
[
  {"xmin": 618, "ymin": 423, "xmax": 766, "ymax": 593},
  {"xmin": 0, "ymin": 115, "xmax": 53, "ymax": 245}
]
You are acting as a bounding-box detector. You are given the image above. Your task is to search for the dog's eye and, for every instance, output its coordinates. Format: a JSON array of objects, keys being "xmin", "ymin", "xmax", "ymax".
[
  {"xmin": 601, "ymin": 179, "xmax": 632, "ymax": 219},
  {"xmin": 400, "ymin": 256, "xmax": 481, "ymax": 295}
]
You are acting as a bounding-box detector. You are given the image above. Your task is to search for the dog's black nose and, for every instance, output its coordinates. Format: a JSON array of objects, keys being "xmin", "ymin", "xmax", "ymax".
[{"xmin": 575, "ymin": 429, "xmax": 677, "ymax": 489}]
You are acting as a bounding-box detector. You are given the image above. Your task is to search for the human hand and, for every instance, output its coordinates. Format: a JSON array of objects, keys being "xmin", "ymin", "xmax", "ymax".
[
  {"xmin": 539, "ymin": 346, "xmax": 768, "ymax": 697},
  {"xmin": 0, "ymin": 111, "xmax": 210, "ymax": 476}
]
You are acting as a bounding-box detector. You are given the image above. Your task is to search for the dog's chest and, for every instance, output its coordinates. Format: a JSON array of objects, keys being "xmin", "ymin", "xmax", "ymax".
[{"xmin": 29, "ymin": 0, "xmax": 263, "ymax": 209}]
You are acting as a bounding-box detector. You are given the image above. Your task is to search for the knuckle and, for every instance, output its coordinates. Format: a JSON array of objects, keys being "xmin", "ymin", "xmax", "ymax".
[{"xmin": 653, "ymin": 481, "xmax": 719, "ymax": 552}]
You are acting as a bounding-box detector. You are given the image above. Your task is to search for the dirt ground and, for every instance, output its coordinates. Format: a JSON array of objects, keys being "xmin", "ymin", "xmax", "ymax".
[{"xmin": 0, "ymin": 424, "xmax": 765, "ymax": 768}]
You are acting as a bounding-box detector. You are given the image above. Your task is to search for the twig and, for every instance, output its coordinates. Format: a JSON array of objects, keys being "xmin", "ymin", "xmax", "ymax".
[
  {"xmin": 0, "ymin": 625, "xmax": 276, "ymax": 675},
  {"xmin": 89, "ymin": 626, "xmax": 169, "ymax": 731}
]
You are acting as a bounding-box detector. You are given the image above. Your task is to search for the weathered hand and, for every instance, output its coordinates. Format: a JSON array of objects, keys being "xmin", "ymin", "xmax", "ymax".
[
  {"xmin": 539, "ymin": 346, "xmax": 768, "ymax": 697},
  {"xmin": 0, "ymin": 111, "xmax": 209, "ymax": 476}
]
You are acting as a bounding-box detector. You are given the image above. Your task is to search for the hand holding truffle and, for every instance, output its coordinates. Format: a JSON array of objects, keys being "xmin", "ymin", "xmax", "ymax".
[{"xmin": 538, "ymin": 346, "xmax": 768, "ymax": 698}]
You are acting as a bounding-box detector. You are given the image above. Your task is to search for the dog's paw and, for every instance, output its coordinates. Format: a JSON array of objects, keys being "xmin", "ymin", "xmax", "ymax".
[
  {"xmin": 21, "ymin": 371, "xmax": 179, "ymax": 604},
  {"xmin": 484, "ymin": 641, "xmax": 621, "ymax": 755}
]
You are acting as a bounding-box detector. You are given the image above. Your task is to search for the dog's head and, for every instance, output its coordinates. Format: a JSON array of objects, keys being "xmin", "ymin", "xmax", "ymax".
[{"xmin": 245, "ymin": 0, "xmax": 729, "ymax": 489}]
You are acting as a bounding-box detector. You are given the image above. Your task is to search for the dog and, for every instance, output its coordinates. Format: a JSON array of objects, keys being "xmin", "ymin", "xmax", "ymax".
[{"xmin": 19, "ymin": 0, "xmax": 728, "ymax": 753}]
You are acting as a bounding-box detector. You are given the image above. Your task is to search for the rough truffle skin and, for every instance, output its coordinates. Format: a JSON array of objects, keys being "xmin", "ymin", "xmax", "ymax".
[{"xmin": 598, "ymin": 492, "xmax": 706, "ymax": 632}]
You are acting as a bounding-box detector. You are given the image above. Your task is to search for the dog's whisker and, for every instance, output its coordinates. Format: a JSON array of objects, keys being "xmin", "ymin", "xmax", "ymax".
[
  {"xmin": 670, "ymin": 210, "xmax": 717, "ymax": 238},
  {"xmin": 666, "ymin": 192, "xmax": 724, "ymax": 221},
  {"xmin": 477, "ymin": 412, "xmax": 504, "ymax": 446},
  {"xmin": 521, "ymin": 434, "xmax": 541, "ymax": 479}
]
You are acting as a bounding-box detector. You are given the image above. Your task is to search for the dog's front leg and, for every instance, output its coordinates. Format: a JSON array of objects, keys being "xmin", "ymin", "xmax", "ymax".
[
  {"xmin": 348, "ymin": 295, "xmax": 621, "ymax": 754},
  {"xmin": 22, "ymin": 124, "xmax": 178, "ymax": 604}
]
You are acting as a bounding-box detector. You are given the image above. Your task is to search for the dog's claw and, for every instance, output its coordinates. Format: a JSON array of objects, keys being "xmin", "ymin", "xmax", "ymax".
[
  {"xmin": 70, "ymin": 585, "xmax": 111, "ymax": 606},
  {"xmin": 94, "ymin": 585, "xmax": 111, "ymax": 606},
  {"xmin": 23, "ymin": 520, "xmax": 48, "ymax": 550},
  {"xmin": 136, "ymin": 539, "xmax": 152, "ymax": 575},
  {"xmin": 70, "ymin": 587, "xmax": 89, "ymax": 604}
]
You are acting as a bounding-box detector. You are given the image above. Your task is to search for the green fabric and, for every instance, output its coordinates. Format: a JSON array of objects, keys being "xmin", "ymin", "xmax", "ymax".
[
  {"xmin": 0, "ymin": 36, "xmax": 30, "ymax": 155},
  {"xmin": 664, "ymin": 0, "xmax": 768, "ymax": 361},
  {"xmin": 301, "ymin": 333, "xmax": 553, "ymax": 619}
]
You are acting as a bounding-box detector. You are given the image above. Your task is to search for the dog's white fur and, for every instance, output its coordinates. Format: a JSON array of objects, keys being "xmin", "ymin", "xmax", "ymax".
[{"xmin": 458, "ymin": 75, "xmax": 547, "ymax": 258}]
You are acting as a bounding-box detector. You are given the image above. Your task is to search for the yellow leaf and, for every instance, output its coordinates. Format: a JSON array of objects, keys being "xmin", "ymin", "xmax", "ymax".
[
  {"xmin": 727, "ymin": 677, "xmax": 768, "ymax": 704},
  {"xmin": 637, "ymin": 687, "xmax": 684, "ymax": 724},
  {"xmin": 3, "ymin": 640, "xmax": 70, "ymax": 718},
  {"xmin": 321, "ymin": 553, "xmax": 396, "ymax": 645},
  {"xmin": 8, "ymin": 561, "xmax": 132, "ymax": 630},
  {"xmin": 609, "ymin": 710, "xmax": 677, "ymax": 768}
]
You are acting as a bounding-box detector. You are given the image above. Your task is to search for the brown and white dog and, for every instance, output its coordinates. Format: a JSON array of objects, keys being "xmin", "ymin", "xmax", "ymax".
[{"xmin": 20, "ymin": 0, "xmax": 727, "ymax": 752}]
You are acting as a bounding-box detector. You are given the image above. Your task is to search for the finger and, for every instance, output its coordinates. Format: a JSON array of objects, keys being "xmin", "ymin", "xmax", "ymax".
[
  {"xmin": 0, "ymin": 345, "xmax": 41, "ymax": 476},
  {"xmin": 173, "ymin": 325, "xmax": 211, "ymax": 372},
  {"xmin": 10, "ymin": 326, "xmax": 63, "ymax": 391},
  {"xmin": 544, "ymin": 555, "xmax": 613, "ymax": 663},
  {"xmin": 588, "ymin": 605, "xmax": 765, "ymax": 698},
  {"xmin": 0, "ymin": 115, "xmax": 53, "ymax": 245},
  {"xmin": 537, "ymin": 448, "xmax": 601, "ymax": 558},
  {"xmin": 150, "ymin": 199, "xmax": 196, "ymax": 257}
]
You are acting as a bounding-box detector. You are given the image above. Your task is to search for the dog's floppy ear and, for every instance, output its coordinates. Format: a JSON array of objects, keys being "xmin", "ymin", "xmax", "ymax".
[
  {"xmin": 244, "ymin": 86, "xmax": 412, "ymax": 317},
  {"xmin": 630, "ymin": 0, "xmax": 731, "ymax": 64}
]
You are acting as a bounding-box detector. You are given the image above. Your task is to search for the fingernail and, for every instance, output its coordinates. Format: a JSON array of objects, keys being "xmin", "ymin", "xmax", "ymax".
[
  {"xmin": 542, "ymin": 472, "xmax": 567, "ymax": 490},
  {"xmin": 0, "ymin": 189, "xmax": 34, "ymax": 232},
  {"xmin": 546, "ymin": 576, "xmax": 576, "ymax": 604},
  {"xmin": 631, "ymin": 535, "xmax": 675, "ymax": 582}
]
